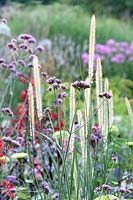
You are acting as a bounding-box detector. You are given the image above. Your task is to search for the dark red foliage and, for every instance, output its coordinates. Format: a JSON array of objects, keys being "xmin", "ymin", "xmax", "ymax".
[
  {"xmin": 2, "ymin": 180, "xmax": 14, "ymax": 199},
  {"xmin": 19, "ymin": 90, "xmax": 27, "ymax": 100},
  {"xmin": 0, "ymin": 139, "xmax": 3, "ymax": 148},
  {"xmin": 18, "ymin": 75, "xmax": 26, "ymax": 84},
  {"xmin": 49, "ymin": 112, "xmax": 58, "ymax": 120},
  {"xmin": 54, "ymin": 119, "xmax": 64, "ymax": 132}
]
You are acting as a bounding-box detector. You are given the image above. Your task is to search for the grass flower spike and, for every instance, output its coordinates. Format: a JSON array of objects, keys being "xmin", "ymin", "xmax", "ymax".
[
  {"xmin": 88, "ymin": 14, "xmax": 96, "ymax": 81},
  {"xmin": 28, "ymin": 83, "xmax": 35, "ymax": 139},
  {"xmin": 125, "ymin": 97, "xmax": 133, "ymax": 129},
  {"xmin": 33, "ymin": 56, "xmax": 42, "ymax": 120},
  {"xmin": 84, "ymin": 15, "xmax": 96, "ymax": 135},
  {"xmin": 69, "ymin": 83, "xmax": 75, "ymax": 152},
  {"xmin": 96, "ymin": 57, "xmax": 103, "ymax": 130}
]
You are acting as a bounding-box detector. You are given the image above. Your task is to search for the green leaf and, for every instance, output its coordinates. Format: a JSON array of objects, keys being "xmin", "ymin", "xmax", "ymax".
[
  {"xmin": 16, "ymin": 193, "xmax": 29, "ymax": 199},
  {"xmin": 32, "ymin": 194, "xmax": 45, "ymax": 200},
  {"xmin": 11, "ymin": 152, "xmax": 28, "ymax": 159},
  {"xmin": 53, "ymin": 130, "xmax": 69, "ymax": 140}
]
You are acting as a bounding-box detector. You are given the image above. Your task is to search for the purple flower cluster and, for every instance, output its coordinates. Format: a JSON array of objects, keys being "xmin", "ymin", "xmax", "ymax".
[
  {"xmin": 94, "ymin": 184, "xmax": 131, "ymax": 199},
  {"xmin": 3, "ymin": 137, "xmax": 21, "ymax": 147},
  {"xmin": 102, "ymin": 184, "xmax": 112, "ymax": 191},
  {"xmin": 19, "ymin": 34, "xmax": 36, "ymax": 41},
  {"xmin": 41, "ymin": 72, "xmax": 48, "ymax": 78},
  {"xmin": 7, "ymin": 33, "xmax": 44, "ymax": 54},
  {"xmin": 94, "ymin": 186, "xmax": 100, "ymax": 194},
  {"xmin": 0, "ymin": 58, "xmax": 5, "ymax": 64},
  {"xmin": 36, "ymin": 46, "xmax": 44, "ymax": 52},
  {"xmin": 41, "ymin": 181, "xmax": 52, "ymax": 194},
  {"xmin": 72, "ymin": 80, "xmax": 90, "ymax": 90},
  {"xmin": 46, "ymin": 77, "xmax": 67, "ymax": 104},
  {"xmin": 7, "ymin": 175, "xmax": 16, "ymax": 183},
  {"xmin": 47, "ymin": 77, "xmax": 62, "ymax": 85},
  {"xmin": 81, "ymin": 39, "xmax": 133, "ymax": 65},
  {"xmin": 18, "ymin": 60, "xmax": 26, "ymax": 67},
  {"xmin": 99, "ymin": 92, "xmax": 112, "ymax": 99},
  {"xmin": 1, "ymin": 107, "xmax": 14, "ymax": 116},
  {"xmin": 117, "ymin": 188, "xmax": 131, "ymax": 194},
  {"xmin": 0, "ymin": 33, "xmax": 45, "ymax": 78},
  {"xmin": 58, "ymin": 91, "xmax": 67, "ymax": 98},
  {"xmin": 90, "ymin": 124, "xmax": 102, "ymax": 148},
  {"xmin": 112, "ymin": 153, "xmax": 118, "ymax": 162},
  {"xmin": 81, "ymin": 53, "xmax": 98, "ymax": 71}
]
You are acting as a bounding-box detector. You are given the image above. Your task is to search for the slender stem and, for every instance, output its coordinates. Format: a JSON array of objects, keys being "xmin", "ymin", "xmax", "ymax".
[{"xmin": 130, "ymin": 147, "xmax": 133, "ymax": 180}]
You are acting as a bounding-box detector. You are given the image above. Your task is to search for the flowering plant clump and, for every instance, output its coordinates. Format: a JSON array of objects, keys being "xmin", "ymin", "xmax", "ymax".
[
  {"xmin": 0, "ymin": 16, "xmax": 132, "ymax": 200},
  {"xmin": 81, "ymin": 39, "xmax": 133, "ymax": 79},
  {"xmin": 81, "ymin": 39, "xmax": 133, "ymax": 65}
]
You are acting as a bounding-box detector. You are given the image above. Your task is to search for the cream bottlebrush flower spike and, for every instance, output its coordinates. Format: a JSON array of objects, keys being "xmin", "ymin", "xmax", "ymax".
[
  {"xmin": 96, "ymin": 57, "xmax": 103, "ymax": 130},
  {"xmin": 69, "ymin": 84, "xmax": 75, "ymax": 152},
  {"xmin": 33, "ymin": 56, "xmax": 42, "ymax": 120},
  {"xmin": 69, "ymin": 85, "xmax": 77, "ymax": 194},
  {"xmin": 86, "ymin": 14, "xmax": 96, "ymax": 113},
  {"xmin": 104, "ymin": 78, "xmax": 109, "ymax": 93},
  {"xmin": 88, "ymin": 14, "xmax": 96, "ymax": 82},
  {"xmin": 125, "ymin": 97, "xmax": 133, "ymax": 129},
  {"xmin": 84, "ymin": 80, "xmax": 90, "ymax": 137},
  {"xmin": 84, "ymin": 15, "xmax": 96, "ymax": 135},
  {"xmin": 28, "ymin": 83, "xmax": 34, "ymax": 139}
]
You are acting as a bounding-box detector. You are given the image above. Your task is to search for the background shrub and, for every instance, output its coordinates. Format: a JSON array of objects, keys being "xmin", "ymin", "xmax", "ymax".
[
  {"xmin": 61, "ymin": 0, "xmax": 133, "ymax": 18},
  {"xmin": 2, "ymin": 0, "xmax": 133, "ymax": 18}
]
